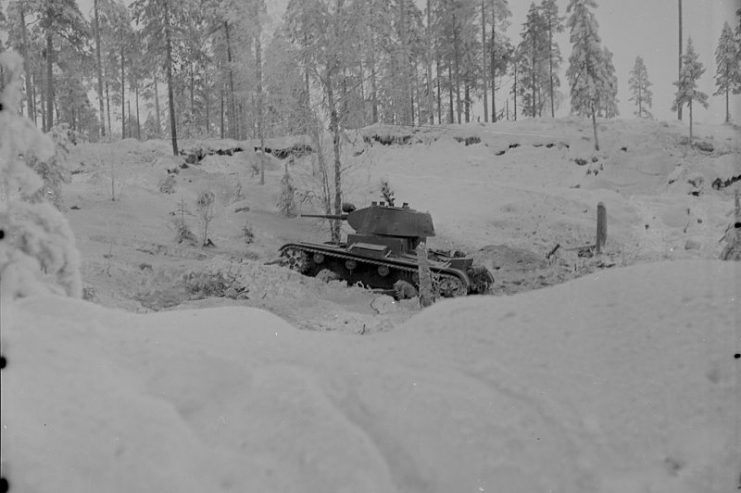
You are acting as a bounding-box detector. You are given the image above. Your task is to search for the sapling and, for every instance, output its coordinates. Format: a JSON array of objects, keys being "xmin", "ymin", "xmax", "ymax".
[{"xmin": 196, "ymin": 190, "xmax": 216, "ymax": 246}]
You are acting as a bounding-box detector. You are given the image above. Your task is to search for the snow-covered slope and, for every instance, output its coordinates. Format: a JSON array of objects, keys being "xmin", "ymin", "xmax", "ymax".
[{"xmin": 2, "ymin": 259, "xmax": 739, "ymax": 492}]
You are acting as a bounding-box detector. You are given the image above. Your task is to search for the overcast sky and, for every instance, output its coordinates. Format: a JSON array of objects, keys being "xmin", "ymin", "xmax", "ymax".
[{"xmin": 6, "ymin": 0, "xmax": 740, "ymax": 125}]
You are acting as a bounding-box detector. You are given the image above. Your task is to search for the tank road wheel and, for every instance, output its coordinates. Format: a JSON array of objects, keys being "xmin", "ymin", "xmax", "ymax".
[
  {"xmin": 437, "ymin": 275, "xmax": 467, "ymax": 298},
  {"xmin": 282, "ymin": 248, "xmax": 311, "ymax": 274}
]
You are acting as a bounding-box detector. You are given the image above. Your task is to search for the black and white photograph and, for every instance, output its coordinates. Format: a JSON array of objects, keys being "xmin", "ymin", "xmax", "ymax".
[{"xmin": 0, "ymin": 0, "xmax": 739, "ymax": 491}]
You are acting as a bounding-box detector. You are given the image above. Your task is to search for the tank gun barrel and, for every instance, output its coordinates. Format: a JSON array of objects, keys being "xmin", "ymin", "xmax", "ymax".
[{"xmin": 299, "ymin": 213, "xmax": 349, "ymax": 220}]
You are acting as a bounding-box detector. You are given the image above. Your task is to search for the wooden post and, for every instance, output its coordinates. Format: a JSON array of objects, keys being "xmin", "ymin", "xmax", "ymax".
[
  {"xmin": 596, "ymin": 202, "xmax": 607, "ymax": 254},
  {"xmin": 416, "ymin": 242, "xmax": 435, "ymax": 307}
]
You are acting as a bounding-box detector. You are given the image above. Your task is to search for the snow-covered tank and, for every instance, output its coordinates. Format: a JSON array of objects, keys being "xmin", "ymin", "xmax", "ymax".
[{"xmin": 279, "ymin": 202, "xmax": 493, "ymax": 297}]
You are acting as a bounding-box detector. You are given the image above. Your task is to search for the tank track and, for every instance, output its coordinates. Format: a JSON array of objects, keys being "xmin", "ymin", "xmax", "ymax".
[{"xmin": 279, "ymin": 243, "xmax": 469, "ymax": 297}]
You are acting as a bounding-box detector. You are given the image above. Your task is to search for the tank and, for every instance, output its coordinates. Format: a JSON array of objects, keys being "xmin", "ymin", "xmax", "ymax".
[{"xmin": 279, "ymin": 202, "xmax": 493, "ymax": 298}]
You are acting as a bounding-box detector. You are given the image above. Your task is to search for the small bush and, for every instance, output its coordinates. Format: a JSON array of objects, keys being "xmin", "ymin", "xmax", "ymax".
[
  {"xmin": 196, "ymin": 190, "xmax": 216, "ymax": 246},
  {"xmin": 242, "ymin": 223, "xmax": 254, "ymax": 244},
  {"xmin": 159, "ymin": 174, "xmax": 176, "ymax": 194},
  {"xmin": 277, "ymin": 169, "xmax": 296, "ymax": 216},
  {"xmin": 380, "ymin": 178, "xmax": 395, "ymax": 206},
  {"xmin": 183, "ymin": 266, "xmax": 249, "ymax": 300}
]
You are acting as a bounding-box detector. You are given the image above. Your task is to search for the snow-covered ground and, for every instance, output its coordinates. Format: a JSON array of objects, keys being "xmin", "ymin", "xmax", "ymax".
[
  {"xmin": 2, "ymin": 118, "xmax": 740, "ymax": 491},
  {"xmin": 2, "ymin": 260, "xmax": 739, "ymax": 492}
]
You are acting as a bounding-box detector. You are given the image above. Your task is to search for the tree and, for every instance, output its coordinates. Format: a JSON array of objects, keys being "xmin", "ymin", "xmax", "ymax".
[
  {"xmin": 0, "ymin": 50, "xmax": 82, "ymax": 299},
  {"xmin": 286, "ymin": 0, "xmax": 360, "ymax": 242},
  {"xmin": 677, "ymin": 0, "xmax": 682, "ymax": 120},
  {"xmin": 132, "ymin": 0, "xmax": 186, "ymax": 155},
  {"xmin": 518, "ymin": 3, "xmax": 547, "ymax": 118},
  {"xmin": 713, "ymin": 21, "xmax": 741, "ymax": 123},
  {"xmin": 672, "ymin": 37, "xmax": 708, "ymax": 141},
  {"xmin": 540, "ymin": 0, "xmax": 563, "ymax": 118},
  {"xmin": 596, "ymin": 46, "xmax": 618, "ymax": 117},
  {"xmin": 565, "ymin": 0, "xmax": 612, "ymax": 151},
  {"xmin": 485, "ymin": 0, "xmax": 511, "ymax": 122},
  {"xmin": 628, "ymin": 55, "xmax": 653, "ymax": 118}
]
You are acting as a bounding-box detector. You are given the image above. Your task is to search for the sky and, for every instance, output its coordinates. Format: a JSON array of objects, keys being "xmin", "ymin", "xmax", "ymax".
[{"xmin": 3, "ymin": 0, "xmax": 740, "ymax": 126}]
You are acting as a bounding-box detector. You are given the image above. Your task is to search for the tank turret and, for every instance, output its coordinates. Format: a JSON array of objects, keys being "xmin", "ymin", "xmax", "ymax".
[
  {"xmin": 279, "ymin": 202, "xmax": 493, "ymax": 299},
  {"xmin": 300, "ymin": 202, "xmax": 434, "ymax": 253}
]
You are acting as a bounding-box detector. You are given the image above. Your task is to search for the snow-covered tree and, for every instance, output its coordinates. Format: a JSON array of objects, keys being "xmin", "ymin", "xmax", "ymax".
[
  {"xmin": 0, "ymin": 50, "xmax": 82, "ymax": 300},
  {"xmin": 540, "ymin": 0, "xmax": 564, "ymax": 118},
  {"xmin": 565, "ymin": 0, "xmax": 613, "ymax": 151},
  {"xmin": 596, "ymin": 46, "xmax": 618, "ymax": 118},
  {"xmin": 671, "ymin": 37, "xmax": 709, "ymax": 141},
  {"xmin": 628, "ymin": 55, "xmax": 653, "ymax": 118},
  {"xmin": 713, "ymin": 21, "xmax": 741, "ymax": 123}
]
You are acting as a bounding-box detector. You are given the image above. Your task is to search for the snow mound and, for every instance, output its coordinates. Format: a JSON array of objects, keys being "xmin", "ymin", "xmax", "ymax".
[{"xmin": 2, "ymin": 260, "xmax": 738, "ymax": 492}]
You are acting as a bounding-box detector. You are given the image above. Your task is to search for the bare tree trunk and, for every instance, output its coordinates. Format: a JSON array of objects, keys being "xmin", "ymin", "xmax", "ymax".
[
  {"xmin": 688, "ymin": 99, "xmax": 693, "ymax": 141},
  {"xmin": 481, "ymin": 0, "xmax": 488, "ymax": 122},
  {"xmin": 256, "ymin": 30, "xmax": 265, "ymax": 185},
  {"xmin": 591, "ymin": 104, "xmax": 600, "ymax": 151},
  {"xmin": 464, "ymin": 82, "xmax": 470, "ymax": 122},
  {"xmin": 327, "ymin": 77, "xmax": 342, "ymax": 243},
  {"xmin": 127, "ymin": 99, "xmax": 131, "ymax": 138},
  {"xmin": 135, "ymin": 85, "xmax": 141, "ymax": 139},
  {"xmin": 163, "ymin": 0, "xmax": 178, "ymax": 155},
  {"xmin": 105, "ymin": 80, "xmax": 111, "ymax": 136},
  {"xmin": 120, "ymin": 47, "xmax": 125, "ymax": 138},
  {"xmin": 219, "ymin": 86, "xmax": 225, "ymax": 138},
  {"xmin": 447, "ymin": 63, "xmax": 454, "ymax": 123},
  {"xmin": 453, "ymin": 17, "xmax": 461, "ymax": 124},
  {"xmin": 19, "ymin": 3, "xmax": 34, "ymax": 121},
  {"xmin": 513, "ymin": 62, "xmax": 517, "ymax": 120},
  {"xmin": 94, "ymin": 0, "xmax": 105, "ymax": 137},
  {"xmin": 369, "ymin": 42, "xmax": 378, "ymax": 123},
  {"xmin": 490, "ymin": 6, "xmax": 496, "ymax": 122},
  {"xmin": 189, "ymin": 62, "xmax": 195, "ymax": 138},
  {"xmin": 548, "ymin": 13, "xmax": 555, "ymax": 118},
  {"xmin": 436, "ymin": 56, "xmax": 442, "ymax": 124},
  {"xmin": 153, "ymin": 73, "xmax": 161, "ymax": 136},
  {"xmin": 531, "ymin": 34, "xmax": 536, "ymax": 118},
  {"xmin": 225, "ymin": 21, "xmax": 236, "ymax": 139},
  {"xmin": 426, "ymin": 0, "xmax": 434, "ymax": 124},
  {"xmin": 45, "ymin": 29, "xmax": 54, "ymax": 131},
  {"xmin": 678, "ymin": 0, "xmax": 683, "ymax": 120}
]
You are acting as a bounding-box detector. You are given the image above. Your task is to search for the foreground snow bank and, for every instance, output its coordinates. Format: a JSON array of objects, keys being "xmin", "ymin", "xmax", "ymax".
[{"xmin": 1, "ymin": 260, "xmax": 739, "ymax": 492}]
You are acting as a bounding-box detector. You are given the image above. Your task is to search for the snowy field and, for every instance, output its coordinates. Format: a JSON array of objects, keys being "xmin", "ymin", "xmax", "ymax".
[{"xmin": 2, "ymin": 118, "xmax": 740, "ymax": 491}]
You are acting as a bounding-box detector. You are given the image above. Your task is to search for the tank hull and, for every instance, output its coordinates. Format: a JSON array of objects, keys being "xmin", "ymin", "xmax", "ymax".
[{"xmin": 279, "ymin": 241, "xmax": 493, "ymax": 298}]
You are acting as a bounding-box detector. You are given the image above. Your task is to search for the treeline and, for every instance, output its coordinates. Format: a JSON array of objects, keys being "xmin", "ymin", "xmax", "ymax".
[{"xmin": 1, "ymin": 0, "xmax": 739, "ymax": 152}]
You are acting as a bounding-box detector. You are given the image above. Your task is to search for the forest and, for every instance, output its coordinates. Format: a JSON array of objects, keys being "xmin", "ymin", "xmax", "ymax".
[{"xmin": 0, "ymin": 0, "xmax": 737, "ymax": 155}]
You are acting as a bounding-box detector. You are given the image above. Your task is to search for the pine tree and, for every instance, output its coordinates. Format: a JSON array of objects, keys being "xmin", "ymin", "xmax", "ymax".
[
  {"xmin": 0, "ymin": 50, "xmax": 82, "ymax": 299},
  {"xmin": 596, "ymin": 46, "xmax": 618, "ymax": 118},
  {"xmin": 628, "ymin": 56, "xmax": 653, "ymax": 118},
  {"xmin": 565, "ymin": 0, "xmax": 612, "ymax": 151},
  {"xmin": 713, "ymin": 22, "xmax": 741, "ymax": 123},
  {"xmin": 518, "ymin": 3, "xmax": 547, "ymax": 118},
  {"xmin": 671, "ymin": 37, "xmax": 708, "ymax": 142},
  {"xmin": 539, "ymin": 0, "xmax": 563, "ymax": 118}
]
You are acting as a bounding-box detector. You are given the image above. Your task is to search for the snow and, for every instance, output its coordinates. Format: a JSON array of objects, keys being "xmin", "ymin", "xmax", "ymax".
[
  {"xmin": 3, "ymin": 117, "xmax": 740, "ymax": 491},
  {"xmin": 2, "ymin": 260, "xmax": 739, "ymax": 492}
]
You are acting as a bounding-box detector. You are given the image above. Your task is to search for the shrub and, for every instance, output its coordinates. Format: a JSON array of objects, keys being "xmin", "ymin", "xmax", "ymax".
[
  {"xmin": 196, "ymin": 190, "xmax": 216, "ymax": 246},
  {"xmin": 183, "ymin": 265, "xmax": 249, "ymax": 300},
  {"xmin": 0, "ymin": 50, "xmax": 81, "ymax": 299},
  {"xmin": 277, "ymin": 168, "xmax": 296, "ymax": 216},
  {"xmin": 380, "ymin": 178, "xmax": 395, "ymax": 206},
  {"xmin": 242, "ymin": 223, "xmax": 254, "ymax": 244}
]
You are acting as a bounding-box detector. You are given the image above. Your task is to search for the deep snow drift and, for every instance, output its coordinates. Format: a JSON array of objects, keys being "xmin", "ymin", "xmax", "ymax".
[{"xmin": 2, "ymin": 260, "xmax": 739, "ymax": 492}]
